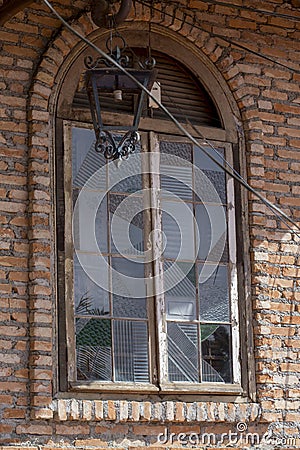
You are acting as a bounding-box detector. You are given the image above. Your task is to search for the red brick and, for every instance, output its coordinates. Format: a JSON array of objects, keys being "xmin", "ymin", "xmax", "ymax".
[
  {"xmin": 55, "ymin": 425, "xmax": 90, "ymax": 435},
  {"xmin": 16, "ymin": 424, "xmax": 52, "ymax": 435}
]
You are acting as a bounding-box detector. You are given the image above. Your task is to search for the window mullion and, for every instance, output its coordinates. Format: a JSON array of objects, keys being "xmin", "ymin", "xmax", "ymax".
[
  {"xmin": 148, "ymin": 132, "xmax": 168, "ymax": 385},
  {"xmin": 140, "ymin": 133, "xmax": 158, "ymax": 386},
  {"xmin": 226, "ymin": 144, "xmax": 241, "ymax": 385}
]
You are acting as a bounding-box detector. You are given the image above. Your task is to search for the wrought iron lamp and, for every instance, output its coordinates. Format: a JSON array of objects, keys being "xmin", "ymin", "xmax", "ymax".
[{"xmin": 84, "ymin": 35, "xmax": 157, "ymax": 161}]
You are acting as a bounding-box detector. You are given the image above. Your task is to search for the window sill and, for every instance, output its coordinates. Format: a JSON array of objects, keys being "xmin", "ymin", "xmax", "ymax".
[
  {"xmin": 70, "ymin": 381, "xmax": 160, "ymax": 393},
  {"xmin": 159, "ymin": 382, "xmax": 243, "ymax": 395}
]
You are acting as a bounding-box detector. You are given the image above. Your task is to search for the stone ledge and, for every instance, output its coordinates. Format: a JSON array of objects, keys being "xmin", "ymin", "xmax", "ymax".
[{"xmin": 48, "ymin": 399, "xmax": 261, "ymax": 423}]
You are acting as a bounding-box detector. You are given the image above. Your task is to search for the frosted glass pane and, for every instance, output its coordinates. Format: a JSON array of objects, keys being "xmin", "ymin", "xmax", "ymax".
[
  {"xmin": 113, "ymin": 295, "xmax": 147, "ymax": 318},
  {"xmin": 165, "ymin": 263, "xmax": 196, "ymax": 320},
  {"xmin": 110, "ymin": 194, "xmax": 144, "ymax": 255},
  {"xmin": 160, "ymin": 141, "xmax": 192, "ymax": 161},
  {"xmin": 76, "ymin": 318, "xmax": 112, "ymax": 380},
  {"xmin": 73, "ymin": 192, "xmax": 108, "ymax": 253},
  {"xmin": 111, "ymin": 174, "xmax": 142, "ymax": 194},
  {"xmin": 161, "ymin": 174, "xmax": 193, "ymax": 201},
  {"xmin": 195, "ymin": 204, "xmax": 228, "ymax": 262},
  {"xmin": 111, "ymin": 258, "xmax": 146, "ymax": 298},
  {"xmin": 194, "ymin": 147, "xmax": 226, "ymax": 204},
  {"xmin": 160, "ymin": 141, "xmax": 193, "ymax": 200},
  {"xmin": 199, "ymin": 264, "xmax": 230, "ymax": 322},
  {"xmin": 201, "ymin": 324, "xmax": 232, "ymax": 383},
  {"xmin": 74, "ymin": 254, "xmax": 109, "ymax": 316},
  {"xmin": 167, "ymin": 322, "xmax": 199, "ymax": 382},
  {"xmin": 201, "ymin": 170, "xmax": 226, "ymax": 204},
  {"xmin": 114, "ymin": 320, "xmax": 149, "ymax": 382},
  {"xmin": 162, "ymin": 211, "xmax": 180, "ymax": 258},
  {"xmin": 162, "ymin": 201, "xmax": 195, "ymax": 260}
]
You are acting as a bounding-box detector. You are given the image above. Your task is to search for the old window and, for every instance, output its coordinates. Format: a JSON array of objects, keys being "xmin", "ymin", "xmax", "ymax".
[{"xmin": 57, "ymin": 48, "xmax": 244, "ymax": 394}]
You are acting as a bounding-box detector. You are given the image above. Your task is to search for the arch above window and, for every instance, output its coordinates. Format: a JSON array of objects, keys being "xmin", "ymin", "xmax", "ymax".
[
  {"xmin": 54, "ymin": 25, "xmax": 239, "ymax": 142},
  {"xmin": 72, "ymin": 49, "xmax": 222, "ymax": 128}
]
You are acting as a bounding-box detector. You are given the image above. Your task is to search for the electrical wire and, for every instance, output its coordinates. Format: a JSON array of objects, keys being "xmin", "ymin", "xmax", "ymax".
[
  {"xmin": 202, "ymin": 0, "xmax": 300, "ymax": 22},
  {"xmin": 209, "ymin": 31, "xmax": 300, "ymax": 74},
  {"xmin": 42, "ymin": 0, "xmax": 300, "ymax": 238},
  {"xmin": 136, "ymin": 0, "xmax": 300, "ymax": 75}
]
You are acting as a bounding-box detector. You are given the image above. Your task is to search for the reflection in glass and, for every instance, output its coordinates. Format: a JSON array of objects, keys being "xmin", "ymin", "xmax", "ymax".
[
  {"xmin": 167, "ymin": 322, "xmax": 199, "ymax": 382},
  {"xmin": 76, "ymin": 318, "xmax": 112, "ymax": 380},
  {"xmin": 114, "ymin": 320, "xmax": 149, "ymax": 382},
  {"xmin": 199, "ymin": 264, "xmax": 229, "ymax": 322},
  {"xmin": 74, "ymin": 254, "xmax": 109, "ymax": 316},
  {"xmin": 201, "ymin": 324, "xmax": 232, "ymax": 383}
]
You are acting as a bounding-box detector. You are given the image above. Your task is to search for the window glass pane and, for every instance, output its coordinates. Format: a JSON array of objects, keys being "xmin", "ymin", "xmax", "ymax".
[
  {"xmin": 200, "ymin": 170, "xmax": 226, "ymax": 204},
  {"xmin": 199, "ymin": 264, "xmax": 230, "ymax": 322},
  {"xmin": 109, "ymin": 144, "xmax": 142, "ymax": 193},
  {"xmin": 76, "ymin": 318, "xmax": 112, "ymax": 381},
  {"xmin": 73, "ymin": 192, "xmax": 108, "ymax": 254},
  {"xmin": 74, "ymin": 254, "xmax": 109, "ymax": 316},
  {"xmin": 195, "ymin": 204, "xmax": 228, "ymax": 262},
  {"xmin": 111, "ymin": 257, "xmax": 146, "ymax": 298},
  {"xmin": 161, "ymin": 169, "xmax": 193, "ymax": 201},
  {"xmin": 109, "ymin": 194, "xmax": 144, "ymax": 255},
  {"xmin": 70, "ymin": 130, "xmax": 236, "ymax": 387},
  {"xmin": 165, "ymin": 262, "xmax": 196, "ymax": 320},
  {"xmin": 72, "ymin": 127, "xmax": 107, "ymax": 188},
  {"xmin": 161, "ymin": 211, "xmax": 181, "ymax": 259},
  {"xmin": 114, "ymin": 320, "xmax": 149, "ymax": 382},
  {"xmin": 167, "ymin": 322, "xmax": 199, "ymax": 382},
  {"xmin": 160, "ymin": 141, "xmax": 193, "ymax": 201},
  {"xmin": 194, "ymin": 146, "xmax": 226, "ymax": 204},
  {"xmin": 113, "ymin": 295, "xmax": 147, "ymax": 319},
  {"xmin": 201, "ymin": 324, "xmax": 232, "ymax": 383},
  {"xmin": 111, "ymin": 174, "xmax": 142, "ymax": 194},
  {"xmin": 194, "ymin": 146, "xmax": 225, "ymax": 171},
  {"xmin": 160, "ymin": 140, "xmax": 192, "ymax": 161},
  {"xmin": 162, "ymin": 201, "xmax": 195, "ymax": 260}
]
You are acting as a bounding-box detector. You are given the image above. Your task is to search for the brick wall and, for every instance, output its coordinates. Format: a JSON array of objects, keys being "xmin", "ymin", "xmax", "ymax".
[{"xmin": 0, "ymin": 0, "xmax": 300, "ymax": 448}]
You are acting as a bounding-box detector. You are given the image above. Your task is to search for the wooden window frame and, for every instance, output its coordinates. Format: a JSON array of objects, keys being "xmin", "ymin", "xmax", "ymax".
[{"xmin": 59, "ymin": 118, "xmax": 244, "ymax": 396}]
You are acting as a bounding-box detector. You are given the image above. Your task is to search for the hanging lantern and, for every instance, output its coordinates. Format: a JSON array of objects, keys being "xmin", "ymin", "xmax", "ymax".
[{"xmin": 84, "ymin": 38, "xmax": 157, "ymax": 161}]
